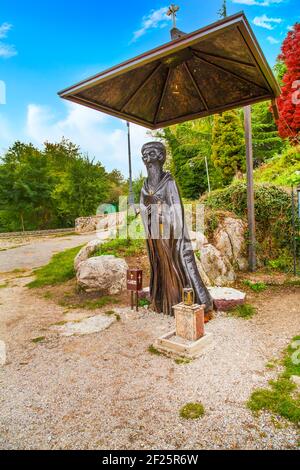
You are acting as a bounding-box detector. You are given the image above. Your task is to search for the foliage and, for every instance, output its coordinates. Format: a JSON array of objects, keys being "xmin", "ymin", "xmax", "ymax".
[
  {"xmin": 276, "ymin": 23, "xmax": 300, "ymax": 144},
  {"xmin": 159, "ymin": 117, "xmax": 223, "ymax": 199},
  {"xmin": 148, "ymin": 345, "xmax": 162, "ymax": 356},
  {"xmin": 0, "ymin": 139, "xmax": 126, "ymax": 232},
  {"xmin": 251, "ymin": 101, "xmax": 285, "ymax": 166},
  {"xmin": 27, "ymin": 245, "xmax": 83, "ymax": 288},
  {"xmin": 179, "ymin": 402, "xmax": 205, "ymax": 420},
  {"xmin": 230, "ymin": 303, "xmax": 256, "ymax": 319},
  {"xmin": 139, "ymin": 298, "xmax": 151, "ymax": 307},
  {"xmin": 132, "ymin": 173, "xmax": 145, "ymax": 203},
  {"xmin": 267, "ymin": 250, "xmax": 294, "ymax": 273},
  {"xmin": 247, "ymin": 335, "xmax": 300, "ymax": 425},
  {"xmin": 211, "ymin": 110, "xmax": 246, "ymax": 185},
  {"xmin": 254, "ymin": 146, "xmax": 300, "ymax": 187},
  {"xmin": 203, "ymin": 182, "xmax": 294, "ymax": 263},
  {"xmin": 243, "ymin": 280, "xmax": 267, "ymax": 292},
  {"xmin": 93, "ymin": 237, "xmax": 146, "ymax": 258}
]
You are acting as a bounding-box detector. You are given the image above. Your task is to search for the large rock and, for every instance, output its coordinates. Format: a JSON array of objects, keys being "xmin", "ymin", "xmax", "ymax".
[
  {"xmin": 77, "ymin": 255, "xmax": 128, "ymax": 294},
  {"xmin": 214, "ymin": 217, "xmax": 247, "ymax": 271},
  {"xmin": 208, "ymin": 287, "xmax": 246, "ymax": 311},
  {"xmin": 74, "ymin": 239, "xmax": 103, "ymax": 270},
  {"xmin": 196, "ymin": 244, "xmax": 236, "ymax": 286},
  {"xmin": 190, "ymin": 231, "xmax": 208, "ymax": 252},
  {"xmin": 75, "ymin": 215, "xmax": 103, "ymax": 233}
]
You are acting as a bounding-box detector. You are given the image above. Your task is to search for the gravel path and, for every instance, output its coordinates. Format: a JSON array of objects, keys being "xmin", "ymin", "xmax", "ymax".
[
  {"xmin": 0, "ymin": 268, "xmax": 299, "ymax": 449},
  {"xmin": 0, "ymin": 233, "xmax": 95, "ymax": 272}
]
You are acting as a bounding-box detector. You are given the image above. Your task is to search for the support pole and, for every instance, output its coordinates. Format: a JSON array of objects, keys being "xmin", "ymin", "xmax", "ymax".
[
  {"xmin": 205, "ymin": 156, "xmax": 211, "ymax": 193},
  {"xmin": 127, "ymin": 121, "xmax": 135, "ymax": 207},
  {"xmin": 244, "ymin": 105, "xmax": 257, "ymax": 272}
]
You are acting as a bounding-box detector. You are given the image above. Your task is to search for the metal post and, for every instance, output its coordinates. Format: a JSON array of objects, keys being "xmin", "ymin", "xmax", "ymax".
[
  {"xmin": 205, "ymin": 156, "xmax": 211, "ymax": 193},
  {"xmin": 291, "ymin": 186, "xmax": 297, "ymax": 276},
  {"xmin": 127, "ymin": 121, "xmax": 135, "ymax": 206},
  {"xmin": 244, "ymin": 105, "xmax": 256, "ymax": 272}
]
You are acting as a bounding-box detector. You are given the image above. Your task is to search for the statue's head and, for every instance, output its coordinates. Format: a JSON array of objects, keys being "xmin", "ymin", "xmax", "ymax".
[{"xmin": 141, "ymin": 141, "xmax": 166, "ymax": 169}]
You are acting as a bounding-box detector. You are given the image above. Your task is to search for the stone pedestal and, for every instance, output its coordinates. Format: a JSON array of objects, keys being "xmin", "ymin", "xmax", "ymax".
[{"xmin": 174, "ymin": 302, "xmax": 205, "ymax": 341}]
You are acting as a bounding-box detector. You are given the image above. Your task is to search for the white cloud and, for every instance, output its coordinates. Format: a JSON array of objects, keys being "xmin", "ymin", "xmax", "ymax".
[
  {"xmin": 131, "ymin": 7, "xmax": 171, "ymax": 43},
  {"xmin": 287, "ymin": 25, "xmax": 294, "ymax": 31},
  {"xmin": 0, "ymin": 22, "xmax": 12, "ymax": 38},
  {"xmin": 267, "ymin": 35, "xmax": 280, "ymax": 44},
  {"xmin": 25, "ymin": 102, "xmax": 153, "ymax": 177},
  {"xmin": 253, "ymin": 14, "xmax": 283, "ymax": 30},
  {"xmin": 231, "ymin": 0, "xmax": 285, "ymax": 5},
  {"xmin": 0, "ymin": 22, "xmax": 17, "ymax": 58},
  {"xmin": 0, "ymin": 42, "xmax": 17, "ymax": 58}
]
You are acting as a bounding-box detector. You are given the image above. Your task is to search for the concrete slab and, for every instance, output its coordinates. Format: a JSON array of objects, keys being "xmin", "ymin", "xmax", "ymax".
[{"xmin": 154, "ymin": 330, "xmax": 212, "ymax": 359}]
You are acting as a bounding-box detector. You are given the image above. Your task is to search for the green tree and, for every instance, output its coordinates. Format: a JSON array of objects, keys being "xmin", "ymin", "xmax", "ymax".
[
  {"xmin": 211, "ymin": 110, "xmax": 246, "ymax": 185},
  {"xmin": 252, "ymin": 101, "xmax": 286, "ymax": 166},
  {"xmin": 0, "ymin": 139, "xmax": 127, "ymax": 232},
  {"xmin": 0, "ymin": 142, "xmax": 54, "ymax": 231},
  {"xmin": 159, "ymin": 117, "xmax": 223, "ymax": 199}
]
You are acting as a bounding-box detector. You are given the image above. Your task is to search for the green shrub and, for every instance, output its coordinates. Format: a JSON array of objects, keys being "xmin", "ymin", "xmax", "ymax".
[
  {"xmin": 93, "ymin": 238, "xmax": 146, "ymax": 258},
  {"xmin": 203, "ymin": 183, "xmax": 295, "ymax": 264},
  {"xmin": 230, "ymin": 303, "xmax": 256, "ymax": 319},
  {"xmin": 243, "ymin": 280, "xmax": 267, "ymax": 292},
  {"xmin": 179, "ymin": 402, "xmax": 205, "ymax": 420}
]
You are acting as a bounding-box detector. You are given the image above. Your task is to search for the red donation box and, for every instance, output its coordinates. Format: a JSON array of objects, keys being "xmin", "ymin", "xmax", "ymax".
[{"xmin": 127, "ymin": 269, "xmax": 143, "ymax": 311}]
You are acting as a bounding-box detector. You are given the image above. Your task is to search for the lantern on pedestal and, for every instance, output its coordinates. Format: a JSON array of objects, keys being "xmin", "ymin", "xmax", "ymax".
[{"xmin": 182, "ymin": 287, "xmax": 195, "ymax": 306}]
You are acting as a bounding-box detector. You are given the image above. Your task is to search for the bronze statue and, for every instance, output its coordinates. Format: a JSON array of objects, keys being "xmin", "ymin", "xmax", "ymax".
[{"xmin": 140, "ymin": 141, "xmax": 213, "ymax": 318}]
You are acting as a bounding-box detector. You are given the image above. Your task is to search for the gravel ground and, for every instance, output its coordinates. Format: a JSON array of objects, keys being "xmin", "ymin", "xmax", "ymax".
[
  {"xmin": 0, "ymin": 233, "xmax": 95, "ymax": 272},
  {"xmin": 0, "ymin": 270, "xmax": 299, "ymax": 450}
]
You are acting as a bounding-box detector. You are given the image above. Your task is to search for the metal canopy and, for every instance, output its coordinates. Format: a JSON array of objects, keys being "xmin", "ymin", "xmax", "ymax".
[{"xmin": 58, "ymin": 12, "xmax": 280, "ymax": 130}]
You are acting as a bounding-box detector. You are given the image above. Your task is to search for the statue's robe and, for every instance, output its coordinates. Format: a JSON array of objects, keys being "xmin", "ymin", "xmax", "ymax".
[{"xmin": 140, "ymin": 172, "xmax": 213, "ymax": 316}]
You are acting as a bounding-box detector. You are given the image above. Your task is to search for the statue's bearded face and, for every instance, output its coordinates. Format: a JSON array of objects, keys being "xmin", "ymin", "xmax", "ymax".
[{"xmin": 142, "ymin": 146, "xmax": 163, "ymax": 169}]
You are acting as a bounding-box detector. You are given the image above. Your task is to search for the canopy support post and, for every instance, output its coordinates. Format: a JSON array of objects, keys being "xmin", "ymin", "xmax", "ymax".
[
  {"xmin": 244, "ymin": 105, "xmax": 257, "ymax": 272},
  {"xmin": 127, "ymin": 121, "xmax": 135, "ymax": 207}
]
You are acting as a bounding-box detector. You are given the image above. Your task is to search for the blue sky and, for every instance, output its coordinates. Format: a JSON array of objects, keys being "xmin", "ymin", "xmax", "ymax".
[{"xmin": 0, "ymin": 0, "xmax": 298, "ymax": 176}]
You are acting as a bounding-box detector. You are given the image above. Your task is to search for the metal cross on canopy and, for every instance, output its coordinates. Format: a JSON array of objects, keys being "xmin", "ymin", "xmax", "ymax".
[{"xmin": 167, "ymin": 4, "xmax": 180, "ymax": 28}]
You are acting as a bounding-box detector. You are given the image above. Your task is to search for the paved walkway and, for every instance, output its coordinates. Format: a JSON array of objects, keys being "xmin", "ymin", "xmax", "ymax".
[{"xmin": 0, "ymin": 233, "xmax": 95, "ymax": 272}]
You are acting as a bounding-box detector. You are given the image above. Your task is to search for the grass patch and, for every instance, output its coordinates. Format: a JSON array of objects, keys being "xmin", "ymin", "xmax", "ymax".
[
  {"xmin": 230, "ymin": 303, "xmax": 256, "ymax": 319},
  {"xmin": 52, "ymin": 320, "xmax": 68, "ymax": 326},
  {"xmin": 27, "ymin": 245, "xmax": 84, "ymax": 288},
  {"xmin": 93, "ymin": 238, "xmax": 146, "ymax": 258},
  {"xmin": 139, "ymin": 298, "xmax": 151, "ymax": 307},
  {"xmin": 0, "ymin": 283, "xmax": 7, "ymax": 288},
  {"xmin": 243, "ymin": 280, "xmax": 267, "ymax": 292},
  {"xmin": 179, "ymin": 402, "xmax": 205, "ymax": 420},
  {"xmin": 105, "ymin": 310, "xmax": 121, "ymax": 321},
  {"xmin": 175, "ymin": 357, "xmax": 192, "ymax": 365},
  {"xmin": 31, "ymin": 336, "xmax": 45, "ymax": 343},
  {"xmin": 84, "ymin": 296, "xmax": 119, "ymax": 310},
  {"xmin": 148, "ymin": 345, "xmax": 162, "ymax": 356},
  {"xmin": 59, "ymin": 296, "xmax": 120, "ymax": 311},
  {"xmin": 247, "ymin": 335, "xmax": 300, "ymax": 425}
]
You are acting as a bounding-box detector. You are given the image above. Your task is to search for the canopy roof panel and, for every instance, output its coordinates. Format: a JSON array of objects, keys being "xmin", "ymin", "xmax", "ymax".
[{"xmin": 58, "ymin": 12, "xmax": 280, "ymax": 130}]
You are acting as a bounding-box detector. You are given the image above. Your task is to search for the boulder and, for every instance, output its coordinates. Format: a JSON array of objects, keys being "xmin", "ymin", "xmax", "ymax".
[
  {"xmin": 196, "ymin": 244, "xmax": 236, "ymax": 286},
  {"xmin": 74, "ymin": 239, "xmax": 103, "ymax": 270},
  {"xmin": 214, "ymin": 217, "xmax": 247, "ymax": 271},
  {"xmin": 190, "ymin": 231, "xmax": 208, "ymax": 251},
  {"xmin": 76, "ymin": 255, "xmax": 128, "ymax": 294},
  {"xmin": 208, "ymin": 287, "xmax": 246, "ymax": 311},
  {"xmin": 75, "ymin": 215, "xmax": 102, "ymax": 233}
]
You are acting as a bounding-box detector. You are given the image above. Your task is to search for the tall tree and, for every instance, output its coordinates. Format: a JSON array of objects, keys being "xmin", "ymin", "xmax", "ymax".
[
  {"xmin": 211, "ymin": 110, "xmax": 245, "ymax": 184},
  {"xmin": 276, "ymin": 23, "xmax": 300, "ymax": 145},
  {"xmin": 252, "ymin": 101, "xmax": 285, "ymax": 165}
]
